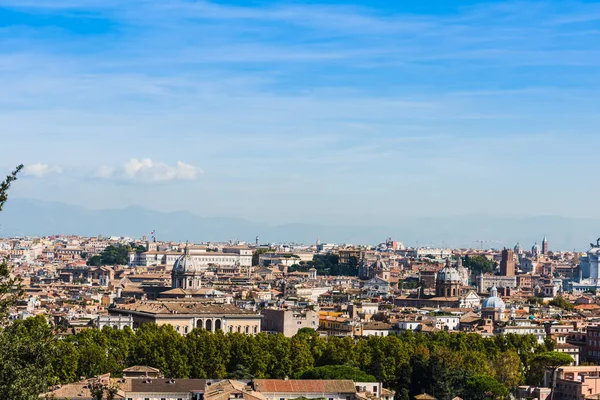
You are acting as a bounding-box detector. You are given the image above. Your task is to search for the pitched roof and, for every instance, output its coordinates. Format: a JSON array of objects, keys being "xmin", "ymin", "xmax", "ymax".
[
  {"xmin": 253, "ymin": 379, "xmax": 357, "ymax": 394},
  {"xmin": 122, "ymin": 365, "xmax": 161, "ymax": 373},
  {"xmin": 130, "ymin": 378, "xmax": 207, "ymax": 394}
]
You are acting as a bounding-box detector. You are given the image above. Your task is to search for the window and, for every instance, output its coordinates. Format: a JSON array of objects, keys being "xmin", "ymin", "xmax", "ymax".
[{"xmin": 373, "ymin": 386, "xmax": 378, "ymax": 393}]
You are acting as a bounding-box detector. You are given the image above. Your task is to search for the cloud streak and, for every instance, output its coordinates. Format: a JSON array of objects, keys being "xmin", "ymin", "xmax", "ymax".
[
  {"xmin": 97, "ymin": 158, "xmax": 203, "ymax": 183},
  {"xmin": 23, "ymin": 163, "xmax": 62, "ymax": 178}
]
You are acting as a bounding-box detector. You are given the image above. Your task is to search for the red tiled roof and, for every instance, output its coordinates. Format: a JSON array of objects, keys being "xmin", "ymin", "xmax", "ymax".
[{"xmin": 253, "ymin": 380, "xmax": 357, "ymax": 394}]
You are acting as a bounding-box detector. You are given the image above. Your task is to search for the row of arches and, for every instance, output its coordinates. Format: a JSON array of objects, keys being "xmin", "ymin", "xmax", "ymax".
[
  {"xmin": 194, "ymin": 318, "xmax": 258, "ymax": 334},
  {"xmin": 197, "ymin": 318, "xmax": 222, "ymax": 331}
]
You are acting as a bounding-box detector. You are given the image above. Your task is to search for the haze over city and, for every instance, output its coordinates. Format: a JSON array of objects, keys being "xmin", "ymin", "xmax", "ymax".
[{"xmin": 2, "ymin": 0, "xmax": 600, "ymax": 239}]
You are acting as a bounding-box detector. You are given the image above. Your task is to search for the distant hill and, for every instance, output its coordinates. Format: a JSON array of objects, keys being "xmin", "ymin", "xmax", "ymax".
[{"xmin": 0, "ymin": 198, "xmax": 598, "ymax": 250}]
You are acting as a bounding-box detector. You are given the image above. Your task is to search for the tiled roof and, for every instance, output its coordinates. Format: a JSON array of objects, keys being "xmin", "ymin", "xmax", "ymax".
[
  {"xmin": 113, "ymin": 301, "xmax": 258, "ymax": 316},
  {"xmin": 122, "ymin": 365, "xmax": 161, "ymax": 373},
  {"xmin": 253, "ymin": 379, "xmax": 357, "ymax": 394},
  {"xmin": 130, "ymin": 378, "xmax": 207, "ymax": 393}
]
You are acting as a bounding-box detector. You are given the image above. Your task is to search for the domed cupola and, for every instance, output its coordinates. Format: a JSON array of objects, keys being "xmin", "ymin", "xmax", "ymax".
[
  {"xmin": 173, "ymin": 245, "xmax": 203, "ymax": 274},
  {"xmin": 481, "ymin": 286, "xmax": 506, "ymax": 322},
  {"xmin": 435, "ymin": 258, "xmax": 462, "ymax": 297},
  {"xmin": 514, "ymin": 242, "xmax": 523, "ymax": 254},
  {"xmin": 171, "ymin": 244, "xmax": 204, "ymax": 290},
  {"xmin": 481, "ymin": 286, "xmax": 505, "ymax": 312},
  {"xmin": 437, "ymin": 258, "xmax": 461, "ymax": 283},
  {"xmin": 532, "ymin": 242, "xmax": 541, "ymax": 257}
]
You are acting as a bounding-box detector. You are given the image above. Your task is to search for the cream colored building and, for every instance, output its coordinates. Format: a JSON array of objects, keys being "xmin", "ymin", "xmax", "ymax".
[{"xmin": 109, "ymin": 300, "xmax": 262, "ymax": 335}]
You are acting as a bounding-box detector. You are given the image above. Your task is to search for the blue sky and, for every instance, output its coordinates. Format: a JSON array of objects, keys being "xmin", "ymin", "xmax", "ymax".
[{"xmin": 1, "ymin": 0, "xmax": 599, "ymax": 225}]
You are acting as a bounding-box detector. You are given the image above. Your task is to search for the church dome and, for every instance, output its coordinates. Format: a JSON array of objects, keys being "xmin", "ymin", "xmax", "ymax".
[
  {"xmin": 514, "ymin": 242, "xmax": 522, "ymax": 253},
  {"xmin": 482, "ymin": 286, "xmax": 505, "ymax": 311},
  {"xmin": 437, "ymin": 265, "xmax": 461, "ymax": 283},
  {"xmin": 173, "ymin": 248, "xmax": 203, "ymax": 274}
]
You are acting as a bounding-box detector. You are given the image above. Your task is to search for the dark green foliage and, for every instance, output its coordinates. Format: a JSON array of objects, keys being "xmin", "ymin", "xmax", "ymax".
[
  {"xmin": 465, "ymin": 374, "xmax": 510, "ymax": 400},
  {"xmin": 463, "ymin": 255, "xmax": 496, "ymax": 275},
  {"xmin": 0, "ymin": 319, "xmax": 557, "ymax": 399},
  {"xmin": 0, "ymin": 316, "xmax": 58, "ymax": 400},
  {"xmin": 312, "ymin": 254, "xmax": 358, "ymax": 276},
  {"xmin": 87, "ymin": 244, "xmax": 133, "ymax": 266},
  {"xmin": 252, "ymin": 248, "xmax": 271, "ymax": 266},
  {"xmin": 528, "ymin": 351, "xmax": 573, "ymax": 386},
  {"xmin": 548, "ymin": 295, "xmax": 575, "ymax": 311}
]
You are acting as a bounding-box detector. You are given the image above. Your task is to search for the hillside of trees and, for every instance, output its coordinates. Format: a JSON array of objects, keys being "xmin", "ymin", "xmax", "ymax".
[{"xmin": 1, "ymin": 315, "xmax": 569, "ymax": 400}]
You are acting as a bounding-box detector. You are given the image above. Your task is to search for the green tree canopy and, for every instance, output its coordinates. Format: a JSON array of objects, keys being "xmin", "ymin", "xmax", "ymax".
[
  {"xmin": 548, "ymin": 295, "xmax": 575, "ymax": 311},
  {"xmin": 87, "ymin": 244, "xmax": 133, "ymax": 266},
  {"xmin": 463, "ymin": 255, "xmax": 496, "ymax": 275}
]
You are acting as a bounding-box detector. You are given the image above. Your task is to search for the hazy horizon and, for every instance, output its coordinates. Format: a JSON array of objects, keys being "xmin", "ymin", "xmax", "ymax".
[{"xmin": 1, "ymin": 197, "xmax": 598, "ymax": 251}]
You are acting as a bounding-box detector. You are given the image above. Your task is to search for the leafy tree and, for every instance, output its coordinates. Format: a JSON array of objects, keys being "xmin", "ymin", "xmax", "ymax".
[
  {"xmin": 130, "ymin": 324, "xmax": 190, "ymax": 378},
  {"xmin": 88, "ymin": 378, "xmax": 120, "ymax": 400},
  {"xmin": 252, "ymin": 248, "xmax": 271, "ymax": 266},
  {"xmin": 492, "ymin": 350, "xmax": 523, "ymax": 390},
  {"xmin": 87, "ymin": 255, "xmax": 103, "ymax": 266},
  {"xmin": 0, "ymin": 166, "xmax": 58, "ymax": 400},
  {"xmin": 291, "ymin": 336, "xmax": 315, "ymax": 377},
  {"xmin": 463, "ymin": 255, "xmax": 496, "ymax": 275},
  {"xmin": 51, "ymin": 340, "xmax": 80, "ymax": 384},
  {"xmin": 0, "ymin": 316, "xmax": 58, "ymax": 400},
  {"xmin": 548, "ymin": 295, "xmax": 575, "ymax": 311},
  {"xmin": 465, "ymin": 374, "xmax": 509, "ymax": 400},
  {"xmin": 529, "ymin": 352, "xmax": 573, "ymax": 388},
  {"xmin": 0, "ymin": 164, "xmax": 24, "ymax": 321},
  {"xmin": 88, "ymin": 244, "xmax": 132, "ymax": 266}
]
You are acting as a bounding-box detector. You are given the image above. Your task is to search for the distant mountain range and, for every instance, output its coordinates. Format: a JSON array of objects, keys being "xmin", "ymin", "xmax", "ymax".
[{"xmin": 0, "ymin": 198, "xmax": 598, "ymax": 251}]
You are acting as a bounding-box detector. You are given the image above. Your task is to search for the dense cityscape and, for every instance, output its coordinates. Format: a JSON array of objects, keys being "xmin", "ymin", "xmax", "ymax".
[{"xmin": 3, "ymin": 182, "xmax": 600, "ymax": 400}]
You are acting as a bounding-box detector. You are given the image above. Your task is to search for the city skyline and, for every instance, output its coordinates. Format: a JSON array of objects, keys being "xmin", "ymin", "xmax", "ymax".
[{"xmin": 2, "ymin": 0, "xmax": 600, "ymax": 224}]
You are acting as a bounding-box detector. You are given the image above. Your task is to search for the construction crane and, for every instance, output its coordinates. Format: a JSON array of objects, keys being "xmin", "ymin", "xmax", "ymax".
[{"xmin": 473, "ymin": 240, "xmax": 505, "ymax": 250}]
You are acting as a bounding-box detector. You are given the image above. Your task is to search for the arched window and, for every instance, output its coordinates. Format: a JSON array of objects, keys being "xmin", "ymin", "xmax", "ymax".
[
  {"xmin": 245, "ymin": 326, "xmax": 249, "ymax": 334},
  {"xmin": 237, "ymin": 326, "xmax": 241, "ymax": 333},
  {"xmin": 215, "ymin": 319, "xmax": 222, "ymax": 331},
  {"xmin": 229, "ymin": 326, "xmax": 233, "ymax": 333},
  {"xmin": 253, "ymin": 326, "xmax": 258, "ymax": 334},
  {"xmin": 197, "ymin": 319, "xmax": 203, "ymax": 329},
  {"xmin": 206, "ymin": 319, "xmax": 213, "ymax": 331}
]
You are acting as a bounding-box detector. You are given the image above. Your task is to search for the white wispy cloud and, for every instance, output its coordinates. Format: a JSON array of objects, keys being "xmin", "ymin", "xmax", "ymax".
[
  {"xmin": 97, "ymin": 158, "xmax": 203, "ymax": 183},
  {"xmin": 23, "ymin": 163, "xmax": 62, "ymax": 178}
]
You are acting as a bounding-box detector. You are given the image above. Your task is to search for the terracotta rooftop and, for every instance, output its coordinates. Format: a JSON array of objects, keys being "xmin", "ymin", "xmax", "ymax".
[
  {"xmin": 253, "ymin": 379, "xmax": 357, "ymax": 394},
  {"xmin": 113, "ymin": 301, "xmax": 257, "ymax": 316}
]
